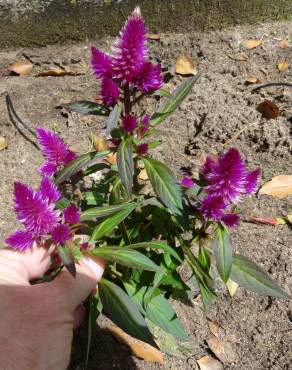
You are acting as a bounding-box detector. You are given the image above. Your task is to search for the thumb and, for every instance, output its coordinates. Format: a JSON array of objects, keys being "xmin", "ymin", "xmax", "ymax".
[{"xmin": 52, "ymin": 255, "xmax": 105, "ymax": 309}]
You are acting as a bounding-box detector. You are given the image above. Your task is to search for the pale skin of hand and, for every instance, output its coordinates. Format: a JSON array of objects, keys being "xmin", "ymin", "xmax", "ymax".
[{"xmin": 0, "ymin": 246, "xmax": 104, "ymax": 370}]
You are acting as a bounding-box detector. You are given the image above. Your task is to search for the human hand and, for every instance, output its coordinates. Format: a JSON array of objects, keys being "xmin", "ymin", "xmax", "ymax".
[{"xmin": 0, "ymin": 245, "xmax": 104, "ymax": 370}]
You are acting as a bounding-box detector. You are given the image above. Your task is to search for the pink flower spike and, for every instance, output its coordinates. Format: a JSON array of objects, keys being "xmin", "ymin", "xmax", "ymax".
[
  {"xmin": 199, "ymin": 195, "xmax": 227, "ymax": 221},
  {"xmin": 139, "ymin": 115, "xmax": 150, "ymax": 136},
  {"xmin": 245, "ymin": 168, "xmax": 260, "ymax": 194},
  {"xmin": 112, "ymin": 7, "xmax": 148, "ymax": 83},
  {"xmin": 38, "ymin": 162, "xmax": 58, "ymax": 177},
  {"xmin": 91, "ymin": 47, "xmax": 113, "ymax": 79},
  {"xmin": 122, "ymin": 114, "xmax": 137, "ymax": 133},
  {"xmin": 64, "ymin": 204, "xmax": 80, "ymax": 225},
  {"xmin": 200, "ymin": 156, "xmax": 216, "ymax": 177},
  {"xmin": 221, "ymin": 213, "xmax": 240, "ymax": 228},
  {"xmin": 51, "ymin": 224, "xmax": 72, "ymax": 245},
  {"xmin": 100, "ymin": 78, "xmax": 120, "ymax": 106},
  {"xmin": 137, "ymin": 143, "xmax": 148, "ymax": 155},
  {"xmin": 133, "ymin": 62, "xmax": 163, "ymax": 93},
  {"xmin": 38, "ymin": 177, "xmax": 61, "ymax": 204},
  {"xmin": 5, "ymin": 230, "xmax": 34, "ymax": 251},
  {"xmin": 181, "ymin": 176, "xmax": 194, "ymax": 189}
]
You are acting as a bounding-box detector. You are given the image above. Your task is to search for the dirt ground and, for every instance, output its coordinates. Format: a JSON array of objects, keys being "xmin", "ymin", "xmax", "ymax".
[{"xmin": 0, "ymin": 20, "xmax": 291, "ymax": 370}]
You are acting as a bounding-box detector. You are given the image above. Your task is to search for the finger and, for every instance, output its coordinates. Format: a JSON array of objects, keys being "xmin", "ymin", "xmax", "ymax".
[
  {"xmin": 51, "ymin": 255, "xmax": 105, "ymax": 309},
  {"xmin": 73, "ymin": 304, "xmax": 86, "ymax": 330},
  {"xmin": 0, "ymin": 244, "xmax": 53, "ymax": 285}
]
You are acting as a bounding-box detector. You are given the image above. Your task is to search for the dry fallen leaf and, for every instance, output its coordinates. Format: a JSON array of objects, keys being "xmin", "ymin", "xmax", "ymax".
[
  {"xmin": 146, "ymin": 32, "xmax": 160, "ymax": 40},
  {"xmin": 286, "ymin": 215, "xmax": 292, "ymax": 224},
  {"xmin": 207, "ymin": 334, "xmax": 237, "ymax": 364},
  {"xmin": 35, "ymin": 66, "xmax": 85, "ymax": 77},
  {"xmin": 138, "ymin": 168, "xmax": 149, "ymax": 181},
  {"xmin": 0, "ymin": 136, "xmax": 7, "ymax": 150},
  {"xmin": 259, "ymin": 175, "xmax": 292, "ymax": 199},
  {"xmin": 244, "ymin": 216, "xmax": 286, "ymax": 225},
  {"xmin": 106, "ymin": 326, "xmax": 163, "ymax": 363},
  {"xmin": 197, "ymin": 355, "xmax": 223, "ymax": 370},
  {"xmin": 92, "ymin": 134, "xmax": 108, "ymax": 151},
  {"xmin": 105, "ymin": 152, "xmax": 117, "ymax": 165},
  {"xmin": 279, "ymin": 39, "xmax": 289, "ymax": 49},
  {"xmin": 257, "ymin": 100, "xmax": 280, "ymax": 119},
  {"xmin": 208, "ymin": 321, "xmax": 225, "ymax": 339},
  {"xmin": 175, "ymin": 55, "xmax": 197, "ymax": 76},
  {"xmin": 241, "ymin": 39, "xmax": 263, "ymax": 49},
  {"xmin": 226, "ymin": 279, "xmax": 239, "ymax": 297},
  {"xmin": 278, "ymin": 61, "xmax": 289, "ymax": 72},
  {"xmin": 8, "ymin": 60, "xmax": 33, "ymax": 76},
  {"xmin": 245, "ymin": 76, "xmax": 261, "ymax": 85}
]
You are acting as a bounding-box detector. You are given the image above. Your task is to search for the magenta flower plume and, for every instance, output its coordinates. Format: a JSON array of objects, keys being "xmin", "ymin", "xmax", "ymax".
[
  {"xmin": 5, "ymin": 230, "xmax": 34, "ymax": 251},
  {"xmin": 181, "ymin": 176, "xmax": 194, "ymax": 189},
  {"xmin": 91, "ymin": 47, "xmax": 113, "ymax": 79},
  {"xmin": 203, "ymin": 148, "xmax": 247, "ymax": 203},
  {"xmin": 38, "ymin": 176, "xmax": 61, "ymax": 204},
  {"xmin": 37, "ymin": 128, "xmax": 76, "ymax": 176},
  {"xmin": 122, "ymin": 114, "xmax": 137, "ymax": 133},
  {"xmin": 245, "ymin": 169, "xmax": 260, "ymax": 194},
  {"xmin": 112, "ymin": 7, "xmax": 148, "ymax": 83},
  {"xmin": 199, "ymin": 195, "xmax": 226, "ymax": 221},
  {"xmin": 221, "ymin": 213, "xmax": 240, "ymax": 228},
  {"xmin": 137, "ymin": 143, "xmax": 148, "ymax": 155},
  {"xmin": 139, "ymin": 115, "xmax": 150, "ymax": 136},
  {"xmin": 51, "ymin": 224, "xmax": 72, "ymax": 245},
  {"xmin": 133, "ymin": 62, "xmax": 163, "ymax": 92},
  {"xmin": 64, "ymin": 204, "xmax": 80, "ymax": 224},
  {"xmin": 200, "ymin": 156, "xmax": 216, "ymax": 177},
  {"xmin": 100, "ymin": 78, "xmax": 120, "ymax": 106}
]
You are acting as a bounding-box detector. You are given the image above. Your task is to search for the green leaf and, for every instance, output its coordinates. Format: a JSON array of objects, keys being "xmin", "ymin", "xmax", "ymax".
[
  {"xmin": 83, "ymin": 190, "xmax": 104, "ymax": 206},
  {"xmin": 106, "ymin": 104, "xmax": 122, "ymax": 136},
  {"xmin": 92, "ymin": 247, "xmax": 162, "ymax": 272},
  {"xmin": 230, "ymin": 254, "xmax": 289, "ymax": 298},
  {"xmin": 57, "ymin": 246, "xmax": 76, "ymax": 277},
  {"xmin": 55, "ymin": 197, "xmax": 71, "ymax": 210},
  {"xmin": 147, "ymin": 140, "xmax": 162, "ymax": 149},
  {"xmin": 91, "ymin": 203, "xmax": 137, "ymax": 240},
  {"xmin": 143, "ymin": 157, "xmax": 183, "ymax": 216},
  {"xmin": 150, "ymin": 75, "xmax": 200, "ymax": 125},
  {"xmin": 55, "ymin": 150, "xmax": 110, "ymax": 185},
  {"xmin": 81, "ymin": 202, "xmax": 137, "ymax": 221},
  {"xmin": 198, "ymin": 280, "xmax": 217, "ymax": 315},
  {"xmin": 126, "ymin": 241, "xmax": 182, "ymax": 262},
  {"xmin": 64, "ymin": 100, "xmax": 109, "ymax": 116},
  {"xmin": 117, "ymin": 139, "xmax": 134, "ymax": 196},
  {"xmin": 153, "ymin": 88, "xmax": 171, "ymax": 97},
  {"xmin": 214, "ymin": 225, "xmax": 233, "ymax": 283},
  {"xmin": 99, "ymin": 279, "xmax": 157, "ymax": 347}
]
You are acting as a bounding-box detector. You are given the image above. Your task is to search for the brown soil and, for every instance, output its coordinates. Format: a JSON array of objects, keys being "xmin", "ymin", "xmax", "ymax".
[{"xmin": 0, "ymin": 21, "xmax": 291, "ymax": 370}]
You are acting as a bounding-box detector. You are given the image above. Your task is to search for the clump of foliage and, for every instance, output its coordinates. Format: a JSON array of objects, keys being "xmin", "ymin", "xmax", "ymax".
[{"xmin": 6, "ymin": 8, "xmax": 288, "ymax": 351}]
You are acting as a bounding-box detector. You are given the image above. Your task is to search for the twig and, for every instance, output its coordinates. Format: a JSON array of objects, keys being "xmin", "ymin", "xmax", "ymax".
[
  {"xmin": 222, "ymin": 121, "xmax": 260, "ymax": 147},
  {"xmin": 5, "ymin": 94, "xmax": 40, "ymax": 150},
  {"xmin": 251, "ymin": 82, "xmax": 292, "ymax": 92}
]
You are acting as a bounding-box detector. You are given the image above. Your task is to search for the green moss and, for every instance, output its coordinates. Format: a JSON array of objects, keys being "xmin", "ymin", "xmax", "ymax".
[{"xmin": 0, "ymin": 0, "xmax": 291, "ymax": 48}]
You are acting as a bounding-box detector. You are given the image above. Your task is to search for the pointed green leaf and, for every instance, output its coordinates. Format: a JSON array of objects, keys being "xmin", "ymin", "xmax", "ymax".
[
  {"xmin": 57, "ymin": 246, "xmax": 76, "ymax": 277},
  {"xmin": 214, "ymin": 225, "xmax": 233, "ymax": 283},
  {"xmin": 64, "ymin": 100, "xmax": 109, "ymax": 116},
  {"xmin": 91, "ymin": 203, "xmax": 136, "ymax": 240},
  {"xmin": 231, "ymin": 254, "xmax": 289, "ymax": 298},
  {"xmin": 150, "ymin": 75, "xmax": 200, "ymax": 125},
  {"xmin": 126, "ymin": 241, "xmax": 182, "ymax": 262},
  {"xmin": 55, "ymin": 150, "xmax": 110, "ymax": 185},
  {"xmin": 99, "ymin": 279, "xmax": 157, "ymax": 347},
  {"xmin": 143, "ymin": 157, "xmax": 183, "ymax": 216},
  {"xmin": 81, "ymin": 202, "xmax": 137, "ymax": 221},
  {"xmin": 106, "ymin": 104, "xmax": 122, "ymax": 136},
  {"xmin": 92, "ymin": 247, "xmax": 162, "ymax": 272},
  {"xmin": 117, "ymin": 139, "xmax": 134, "ymax": 195}
]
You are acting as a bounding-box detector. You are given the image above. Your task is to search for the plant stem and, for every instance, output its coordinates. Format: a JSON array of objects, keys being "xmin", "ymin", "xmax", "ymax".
[{"xmin": 123, "ymin": 83, "xmax": 131, "ymax": 114}]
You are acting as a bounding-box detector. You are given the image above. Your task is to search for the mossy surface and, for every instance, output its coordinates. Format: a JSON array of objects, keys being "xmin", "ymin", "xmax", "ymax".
[{"xmin": 0, "ymin": 0, "xmax": 291, "ymax": 48}]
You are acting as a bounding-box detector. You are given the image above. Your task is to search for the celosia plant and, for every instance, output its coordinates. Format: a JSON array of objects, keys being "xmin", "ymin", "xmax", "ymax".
[{"xmin": 6, "ymin": 8, "xmax": 288, "ymax": 352}]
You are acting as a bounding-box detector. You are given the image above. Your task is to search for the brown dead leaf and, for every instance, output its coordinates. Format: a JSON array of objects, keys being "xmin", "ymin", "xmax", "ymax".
[
  {"xmin": 279, "ymin": 39, "xmax": 289, "ymax": 49},
  {"xmin": 207, "ymin": 334, "xmax": 237, "ymax": 364},
  {"xmin": 0, "ymin": 136, "xmax": 7, "ymax": 150},
  {"xmin": 197, "ymin": 355, "xmax": 223, "ymax": 370},
  {"xmin": 92, "ymin": 135, "xmax": 108, "ymax": 152},
  {"xmin": 286, "ymin": 215, "xmax": 292, "ymax": 224},
  {"xmin": 175, "ymin": 55, "xmax": 197, "ymax": 76},
  {"xmin": 278, "ymin": 61, "xmax": 289, "ymax": 72},
  {"xmin": 208, "ymin": 321, "xmax": 225, "ymax": 339},
  {"xmin": 138, "ymin": 168, "xmax": 149, "ymax": 181},
  {"xmin": 8, "ymin": 60, "xmax": 33, "ymax": 76},
  {"xmin": 243, "ymin": 216, "xmax": 285, "ymax": 225},
  {"xmin": 35, "ymin": 65, "xmax": 85, "ymax": 77},
  {"xmin": 259, "ymin": 175, "xmax": 292, "ymax": 199},
  {"xmin": 105, "ymin": 152, "xmax": 117, "ymax": 165},
  {"xmin": 242, "ymin": 39, "xmax": 263, "ymax": 49},
  {"xmin": 257, "ymin": 100, "xmax": 280, "ymax": 119},
  {"xmin": 106, "ymin": 326, "xmax": 163, "ymax": 363},
  {"xmin": 226, "ymin": 279, "xmax": 239, "ymax": 297},
  {"xmin": 146, "ymin": 33, "xmax": 160, "ymax": 40},
  {"xmin": 245, "ymin": 76, "xmax": 261, "ymax": 85}
]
